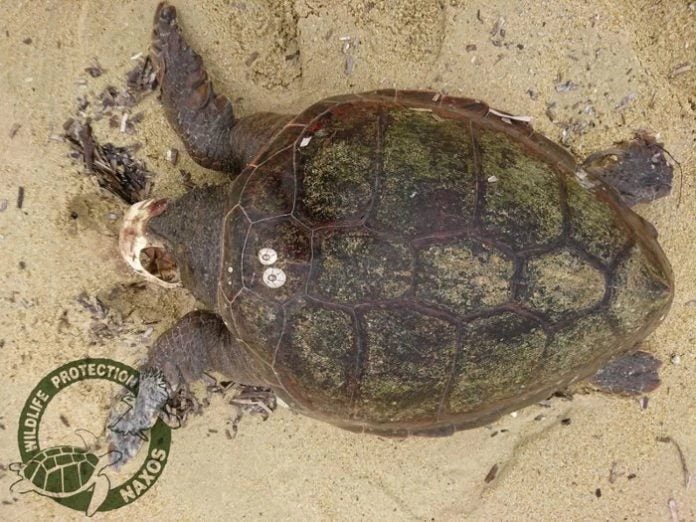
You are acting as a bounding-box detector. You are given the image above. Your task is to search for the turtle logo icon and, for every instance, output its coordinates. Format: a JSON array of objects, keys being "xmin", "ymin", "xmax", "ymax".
[
  {"xmin": 10, "ymin": 430, "xmax": 118, "ymax": 516},
  {"xmin": 12, "ymin": 358, "xmax": 172, "ymax": 516}
]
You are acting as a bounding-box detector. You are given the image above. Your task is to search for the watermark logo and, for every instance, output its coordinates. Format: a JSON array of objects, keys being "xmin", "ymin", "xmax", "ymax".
[{"xmin": 10, "ymin": 358, "xmax": 171, "ymax": 516}]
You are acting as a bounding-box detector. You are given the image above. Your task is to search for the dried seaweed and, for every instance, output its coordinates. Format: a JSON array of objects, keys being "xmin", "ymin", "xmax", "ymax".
[
  {"xmin": 59, "ymin": 54, "xmax": 158, "ymax": 204},
  {"xmin": 63, "ymin": 119, "xmax": 150, "ymax": 205}
]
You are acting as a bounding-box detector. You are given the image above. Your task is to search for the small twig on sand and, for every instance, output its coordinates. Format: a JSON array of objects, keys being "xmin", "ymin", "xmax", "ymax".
[{"xmin": 657, "ymin": 436, "xmax": 691, "ymax": 489}]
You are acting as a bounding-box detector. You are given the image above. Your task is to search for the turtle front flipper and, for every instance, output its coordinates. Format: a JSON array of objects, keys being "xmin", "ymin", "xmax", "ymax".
[
  {"xmin": 152, "ymin": 2, "xmax": 237, "ymax": 171},
  {"xmin": 108, "ymin": 310, "xmax": 269, "ymax": 463},
  {"xmin": 152, "ymin": 3, "xmax": 291, "ymax": 173},
  {"xmin": 108, "ymin": 369, "xmax": 170, "ymax": 463}
]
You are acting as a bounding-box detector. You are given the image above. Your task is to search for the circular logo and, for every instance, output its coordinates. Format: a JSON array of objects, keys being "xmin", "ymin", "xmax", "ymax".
[{"xmin": 11, "ymin": 358, "xmax": 171, "ymax": 516}]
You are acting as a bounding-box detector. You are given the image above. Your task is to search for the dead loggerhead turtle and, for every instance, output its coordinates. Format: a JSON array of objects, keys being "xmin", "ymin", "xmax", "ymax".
[
  {"xmin": 10, "ymin": 431, "xmax": 117, "ymax": 516},
  {"xmin": 108, "ymin": 3, "xmax": 673, "ymax": 461}
]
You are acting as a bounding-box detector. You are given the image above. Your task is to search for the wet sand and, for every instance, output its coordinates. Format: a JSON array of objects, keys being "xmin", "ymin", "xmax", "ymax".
[{"xmin": 1, "ymin": 1, "xmax": 695, "ymax": 520}]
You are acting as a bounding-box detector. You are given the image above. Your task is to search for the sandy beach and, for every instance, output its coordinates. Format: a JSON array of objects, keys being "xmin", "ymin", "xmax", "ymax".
[{"xmin": 1, "ymin": 1, "xmax": 695, "ymax": 520}]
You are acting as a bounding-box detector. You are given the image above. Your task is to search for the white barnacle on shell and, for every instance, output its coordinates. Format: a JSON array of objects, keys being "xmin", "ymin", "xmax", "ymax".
[
  {"xmin": 263, "ymin": 267, "xmax": 286, "ymax": 288},
  {"xmin": 258, "ymin": 247, "xmax": 278, "ymax": 265}
]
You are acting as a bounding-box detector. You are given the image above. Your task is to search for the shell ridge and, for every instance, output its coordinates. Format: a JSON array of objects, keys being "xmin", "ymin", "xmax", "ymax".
[
  {"xmin": 346, "ymin": 306, "xmax": 362, "ymax": 414},
  {"xmin": 239, "ymin": 210, "xmax": 254, "ymax": 291},
  {"xmin": 469, "ymin": 121, "xmax": 484, "ymax": 228},
  {"xmin": 435, "ymin": 321, "xmax": 463, "ymax": 422},
  {"xmin": 362, "ymin": 109, "xmax": 385, "ymax": 226},
  {"xmin": 350, "ymin": 306, "xmax": 370, "ymax": 420}
]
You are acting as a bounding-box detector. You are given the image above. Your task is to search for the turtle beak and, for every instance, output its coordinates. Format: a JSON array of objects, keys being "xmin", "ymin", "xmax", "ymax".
[{"xmin": 119, "ymin": 199, "xmax": 182, "ymax": 288}]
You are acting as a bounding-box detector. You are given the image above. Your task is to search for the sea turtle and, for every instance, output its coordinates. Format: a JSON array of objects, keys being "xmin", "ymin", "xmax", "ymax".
[
  {"xmin": 10, "ymin": 431, "xmax": 117, "ymax": 516},
  {"xmin": 108, "ymin": 3, "xmax": 673, "ymax": 461}
]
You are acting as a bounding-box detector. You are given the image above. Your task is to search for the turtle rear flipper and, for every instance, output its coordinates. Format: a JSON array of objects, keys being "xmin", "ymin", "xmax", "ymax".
[
  {"xmin": 583, "ymin": 132, "xmax": 673, "ymax": 207},
  {"xmin": 590, "ymin": 350, "xmax": 662, "ymax": 395}
]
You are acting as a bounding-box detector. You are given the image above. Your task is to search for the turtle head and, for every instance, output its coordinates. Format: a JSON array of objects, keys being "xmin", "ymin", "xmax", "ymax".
[{"xmin": 119, "ymin": 184, "xmax": 229, "ymax": 308}]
